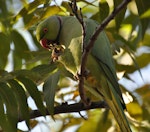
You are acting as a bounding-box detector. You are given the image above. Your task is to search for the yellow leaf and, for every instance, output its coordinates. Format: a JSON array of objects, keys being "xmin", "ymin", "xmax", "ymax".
[{"xmin": 126, "ymin": 102, "xmax": 143, "ymax": 120}]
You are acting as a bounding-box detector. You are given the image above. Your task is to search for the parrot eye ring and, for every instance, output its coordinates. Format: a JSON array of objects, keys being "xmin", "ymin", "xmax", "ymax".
[{"xmin": 43, "ymin": 28, "xmax": 48, "ymax": 33}]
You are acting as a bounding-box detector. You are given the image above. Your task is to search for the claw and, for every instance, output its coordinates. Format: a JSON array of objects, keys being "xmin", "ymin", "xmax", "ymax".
[{"xmin": 74, "ymin": 69, "xmax": 90, "ymax": 80}]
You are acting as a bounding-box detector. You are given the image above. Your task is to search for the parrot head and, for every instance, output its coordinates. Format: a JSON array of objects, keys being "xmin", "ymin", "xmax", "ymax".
[{"xmin": 36, "ymin": 15, "xmax": 62, "ymax": 50}]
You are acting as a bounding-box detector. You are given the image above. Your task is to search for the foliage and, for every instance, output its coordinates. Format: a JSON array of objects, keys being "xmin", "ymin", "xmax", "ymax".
[{"xmin": 0, "ymin": 0, "xmax": 150, "ymax": 131}]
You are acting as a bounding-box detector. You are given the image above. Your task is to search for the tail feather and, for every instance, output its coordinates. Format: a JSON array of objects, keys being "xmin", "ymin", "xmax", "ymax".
[
  {"xmin": 105, "ymin": 82, "xmax": 132, "ymax": 132},
  {"xmin": 107, "ymin": 99, "xmax": 131, "ymax": 132}
]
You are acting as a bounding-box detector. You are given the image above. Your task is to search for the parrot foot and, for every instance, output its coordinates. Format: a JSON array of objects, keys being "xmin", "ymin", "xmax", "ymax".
[{"xmin": 74, "ymin": 69, "xmax": 90, "ymax": 80}]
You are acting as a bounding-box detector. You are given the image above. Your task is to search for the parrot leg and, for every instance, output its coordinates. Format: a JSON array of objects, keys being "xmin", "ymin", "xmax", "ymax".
[
  {"xmin": 72, "ymin": 74, "xmax": 91, "ymax": 106},
  {"xmin": 72, "ymin": 69, "xmax": 92, "ymax": 106},
  {"xmin": 74, "ymin": 69, "xmax": 90, "ymax": 80}
]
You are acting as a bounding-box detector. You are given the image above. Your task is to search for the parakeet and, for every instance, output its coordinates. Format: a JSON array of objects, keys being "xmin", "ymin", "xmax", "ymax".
[{"xmin": 36, "ymin": 15, "xmax": 132, "ymax": 132}]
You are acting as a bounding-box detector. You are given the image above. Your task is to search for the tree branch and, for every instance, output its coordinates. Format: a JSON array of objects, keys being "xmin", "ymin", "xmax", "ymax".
[
  {"xmin": 69, "ymin": 0, "xmax": 89, "ymax": 104},
  {"xmin": 18, "ymin": 101, "xmax": 108, "ymax": 122},
  {"xmin": 71, "ymin": 0, "xmax": 131, "ymax": 105}
]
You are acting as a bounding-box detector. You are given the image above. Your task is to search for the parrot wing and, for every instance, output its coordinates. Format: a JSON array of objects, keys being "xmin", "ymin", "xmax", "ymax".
[
  {"xmin": 84, "ymin": 19, "xmax": 131, "ymax": 132},
  {"xmin": 84, "ymin": 19, "xmax": 124, "ymax": 105}
]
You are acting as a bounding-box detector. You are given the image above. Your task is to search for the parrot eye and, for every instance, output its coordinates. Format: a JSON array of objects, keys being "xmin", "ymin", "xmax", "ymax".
[{"xmin": 43, "ymin": 28, "xmax": 48, "ymax": 33}]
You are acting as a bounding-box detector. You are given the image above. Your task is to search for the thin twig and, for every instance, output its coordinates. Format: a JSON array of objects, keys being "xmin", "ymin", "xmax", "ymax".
[
  {"xmin": 70, "ymin": 0, "xmax": 89, "ymax": 104},
  {"xmin": 18, "ymin": 101, "xmax": 108, "ymax": 122}
]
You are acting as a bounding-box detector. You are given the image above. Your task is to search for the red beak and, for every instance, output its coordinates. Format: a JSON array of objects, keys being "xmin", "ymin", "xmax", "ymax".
[{"xmin": 40, "ymin": 38, "xmax": 50, "ymax": 49}]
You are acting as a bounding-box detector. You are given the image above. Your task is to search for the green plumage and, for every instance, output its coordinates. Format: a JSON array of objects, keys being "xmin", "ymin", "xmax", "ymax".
[{"xmin": 36, "ymin": 15, "xmax": 132, "ymax": 132}]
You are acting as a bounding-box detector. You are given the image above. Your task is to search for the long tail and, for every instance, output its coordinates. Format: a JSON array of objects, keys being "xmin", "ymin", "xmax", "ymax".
[{"xmin": 106, "ymin": 89, "xmax": 132, "ymax": 132}]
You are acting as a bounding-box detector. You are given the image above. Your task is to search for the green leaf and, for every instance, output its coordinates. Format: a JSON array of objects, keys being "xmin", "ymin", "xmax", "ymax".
[
  {"xmin": 123, "ymin": 13, "xmax": 139, "ymax": 32},
  {"xmin": 0, "ymin": 33, "xmax": 10, "ymax": 69},
  {"xmin": 0, "ymin": 0, "xmax": 11, "ymax": 28},
  {"xmin": 77, "ymin": 110, "xmax": 111, "ymax": 132},
  {"xmin": 23, "ymin": 10, "xmax": 39, "ymax": 29},
  {"xmin": 131, "ymin": 23, "xmax": 142, "ymax": 49},
  {"xmin": 43, "ymin": 0, "xmax": 52, "ymax": 7},
  {"xmin": 122, "ymin": 13, "xmax": 142, "ymax": 48},
  {"xmin": 136, "ymin": 84, "xmax": 150, "ymax": 101},
  {"xmin": 0, "ymin": 96, "xmax": 8, "ymax": 132},
  {"xmin": 13, "ymin": 69, "xmax": 40, "ymax": 80},
  {"xmin": 126, "ymin": 102, "xmax": 142, "ymax": 120},
  {"xmin": 43, "ymin": 70, "xmax": 60, "ymax": 115},
  {"xmin": 12, "ymin": 69, "xmax": 47, "ymax": 85},
  {"xmin": 99, "ymin": 0, "xmax": 109, "ymax": 22},
  {"xmin": 80, "ymin": 1, "xmax": 99, "ymax": 17},
  {"xmin": 41, "ymin": 6, "xmax": 62, "ymax": 19},
  {"xmin": 11, "ymin": 29, "xmax": 30, "ymax": 58},
  {"xmin": 115, "ymin": 63, "xmax": 137, "ymax": 73},
  {"xmin": 26, "ymin": 50, "xmax": 51, "ymax": 65},
  {"xmin": 11, "ymin": 29, "xmax": 30, "ymax": 69},
  {"xmin": 31, "ymin": 64, "xmax": 57, "ymax": 84},
  {"xmin": 17, "ymin": 76, "xmax": 46, "ymax": 116},
  {"xmin": 135, "ymin": 0, "xmax": 150, "ymax": 38},
  {"xmin": 140, "ymin": 33, "xmax": 150, "ymax": 47},
  {"xmin": 78, "ymin": 0, "xmax": 97, "ymax": 7},
  {"xmin": 0, "ymin": 82, "xmax": 18, "ymax": 132},
  {"xmin": 58, "ymin": 63, "xmax": 74, "ymax": 79},
  {"xmin": 12, "ymin": 54, "xmax": 22, "ymax": 70},
  {"xmin": 0, "ymin": 70, "xmax": 14, "ymax": 82},
  {"xmin": 13, "ymin": 0, "xmax": 46, "ymax": 22},
  {"xmin": 140, "ymin": 9, "xmax": 150, "ymax": 19},
  {"xmin": 136, "ymin": 53, "xmax": 150, "ymax": 68},
  {"xmin": 126, "ymin": 50, "xmax": 143, "ymax": 80},
  {"xmin": 24, "ymin": 5, "xmax": 61, "ymax": 29},
  {"xmin": 114, "ymin": 0, "xmax": 127, "ymax": 30},
  {"xmin": 61, "ymin": 1, "xmax": 74, "ymax": 15},
  {"xmin": 32, "ymin": 64, "xmax": 57, "ymax": 75},
  {"xmin": 58, "ymin": 77, "xmax": 72, "ymax": 88},
  {"xmin": 8, "ymin": 79, "xmax": 30, "ymax": 128}
]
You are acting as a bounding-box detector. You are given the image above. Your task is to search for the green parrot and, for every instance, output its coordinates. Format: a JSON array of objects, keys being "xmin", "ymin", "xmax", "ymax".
[{"xmin": 36, "ymin": 15, "xmax": 132, "ymax": 132}]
